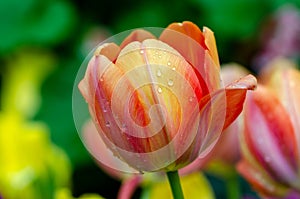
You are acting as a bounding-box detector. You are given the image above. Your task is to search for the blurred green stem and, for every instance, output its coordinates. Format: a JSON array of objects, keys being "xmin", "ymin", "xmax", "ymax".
[
  {"xmin": 166, "ymin": 170, "xmax": 184, "ymax": 199},
  {"xmin": 226, "ymin": 174, "xmax": 240, "ymax": 199}
]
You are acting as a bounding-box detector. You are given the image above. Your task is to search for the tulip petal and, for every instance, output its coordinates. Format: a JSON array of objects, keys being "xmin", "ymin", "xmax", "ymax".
[
  {"xmin": 237, "ymin": 160, "xmax": 288, "ymax": 197},
  {"xmin": 79, "ymin": 50, "xmax": 143, "ymax": 168},
  {"xmin": 284, "ymin": 68, "xmax": 300, "ymax": 163},
  {"xmin": 82, "ymin": 120, "xmax": 139, "ymax": 174},
  {"xmin": 160, "ymin": 21, "xmax": 207, "ymax": 49},
  {"xmin": 223, "ymin": 74, "xmax": 257, "ymax": 130},
  {"xmin": 200, "ymin": 75, "xmax": 256, "ymax": 149},
  {"xmin": 160, "ymin": 22, "xmax": 221, "ymax": 93},
  {"xmin": 179, "ymin": 74, "xmax": 256, "ymax": 173},
  {"xmin": 94, "ymin": 43, "xmax": 121, "ymax": 62},
  {"xmin": 120, "ymin": 29, "xmax": 156, "ymax": 49},
  {"xmin": 261, "ymin": 59, "xmax": 300, "ymax": 163},
  {"xmin": 243, "ymin": 86, "xmax": 299, "ymax": 187},
  {"xmin": 160, "ymin": 22, "xmax": 219, "ymax": 66},
  {"xmin": 118, "ymin": 175, "xmax": 143, "ymax": 199},
  {"xmin": 78, "ymin": 53, "xmax": 114, "ymax": 105},
  {"xmin": 203, "ymin": 27, "xmax": 220, "ymax": 66}
]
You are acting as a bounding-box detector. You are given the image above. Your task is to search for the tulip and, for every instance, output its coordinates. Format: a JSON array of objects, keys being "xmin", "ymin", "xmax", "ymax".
[
  {"xmin": 237, "ymin": 59, "xmax": 300, "ymax": 198},
  {"xmin": 78, "ymin": 21, "xmax": 256, "ymax": 174}
]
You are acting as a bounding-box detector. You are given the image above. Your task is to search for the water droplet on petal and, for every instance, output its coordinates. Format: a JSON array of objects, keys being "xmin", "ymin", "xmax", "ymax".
[
  {"xmin": 168, "ymin": 79, "xmax": 174, "ymax": 86},
  {"xmin": 100, "ymin": 77, "xmax": 104, "ymax": 82},
  {"xmin": 172, "ymin": 67, "xmax": 176, "ymax": 71},
  {"xmin": 105, "ymin": 121, "xmax": 110, "ymax": 127},
  {"xmin": 156, "ymin": 69, "xmax": 162, "ymax": 77},
  {"xmin": 121, "ymin": 123, "xmax": 127, "ymax": 131},
  {"xmin": 140, "ymin": 50, "xmax": 144, "ymax": 54},
  {"xmin": 167, "ymin": 61, "xmax": 171, "ymax": 66},
  {"xmin": 157, "ymin": 87, "xmax": 162, "ymax": 93},
  {"xmin": 189, "ymin": 96, "xmax": 195, "ymax": 102}
]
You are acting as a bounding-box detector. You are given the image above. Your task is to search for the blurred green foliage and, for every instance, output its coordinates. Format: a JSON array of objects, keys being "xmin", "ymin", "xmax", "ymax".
[
  {"xmin": 0, "ymin": 0, "xmax": 299, "ymax": 198},
  {"xmin": 0, "ymin": 0, "xmax": 76, "ymax": 54}
]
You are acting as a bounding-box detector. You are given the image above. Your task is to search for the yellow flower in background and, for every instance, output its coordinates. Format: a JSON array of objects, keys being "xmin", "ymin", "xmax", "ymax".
[
  {"xmin": 1, "ymin": 49, "xmax": 56, "ymax": 118},
  {"xmin": 0, "ymin": 50, "xmax": 80, "ymax": 199},
  {"xmin": 0, "ymin": 113, "xmax": 71, "ymax": 199}
]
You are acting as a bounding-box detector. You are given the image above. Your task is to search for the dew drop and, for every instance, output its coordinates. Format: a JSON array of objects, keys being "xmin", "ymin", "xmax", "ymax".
[
  {"xmin": 172, "ymin": 67, "xmax": 176, "ymax": 71},
  {"xmin": 103, "ymin": 108, "xmax": 107, "ymax": 113},
  {"xmin": 167, "ymin": 61, "xmax": 171, "ymax": 66},
  {"xmin": 189, "ymin": 96, "xmax": 195, "ymax": 102},
  {"xmin": 121, "ymin": 123, "xmax": 127, "ymax": 131},
  {"xmin": 100, "ymin": 77, "xmax": 104, "ymax": 82},
  {"xmin": 167, "ymin": 79, "xmax": 174, "ymax": 86},
  {"xmin": 157, "ymin": 87, "xmax": 162, "ymax": 93},
  {"xmin": 140, "ymin": 50, "xmax": 144, "ymax": 54},
  {"xmin": 156, "ymin": 69, "xmax": 162, "ymax": 77},
  {"xmin": 179, "ymin": 133, "xmax": 183, "ymax": 139},
  {"xmin": 105, "ymin": 121, "xmax": 110, "ymax": 127}
]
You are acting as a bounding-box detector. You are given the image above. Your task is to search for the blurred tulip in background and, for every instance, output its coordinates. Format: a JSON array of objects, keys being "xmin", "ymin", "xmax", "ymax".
[{"xmin": 238, "ymin": 59, "xmax": 300, "ymax": 198}]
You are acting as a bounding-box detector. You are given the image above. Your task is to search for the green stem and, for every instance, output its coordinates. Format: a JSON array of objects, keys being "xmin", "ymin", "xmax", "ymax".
[
  {"xmin": 226, "ymin": 174, "xmax": 240, "ymax": 199},
  {"xmin": 166, "ymin": 170, "xmax": 184, "ymax": 199}
]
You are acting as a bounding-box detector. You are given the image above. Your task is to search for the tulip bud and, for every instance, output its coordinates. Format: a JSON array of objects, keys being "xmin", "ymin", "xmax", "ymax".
[{"xmin": 238, "ymin": 59, "xmax": 300, "ymax": 198}]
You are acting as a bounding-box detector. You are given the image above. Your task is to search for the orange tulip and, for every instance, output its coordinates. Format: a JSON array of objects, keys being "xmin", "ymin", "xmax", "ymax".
[
  {"xmin": 238, "ymin": 59, "xmax": 300, "ymax": 198},
  {"xmin": 78, "ymin": 21, "xmax": 256, "ymax": 173}
]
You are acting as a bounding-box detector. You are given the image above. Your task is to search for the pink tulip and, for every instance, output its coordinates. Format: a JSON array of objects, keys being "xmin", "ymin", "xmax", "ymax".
[
  {"xmin": 238, "ymin": 59, "xmax": 300, "ymax": 198},
  {"xmin": 78, "ymin": 21, "xmax": 256, "ymax": 173}
]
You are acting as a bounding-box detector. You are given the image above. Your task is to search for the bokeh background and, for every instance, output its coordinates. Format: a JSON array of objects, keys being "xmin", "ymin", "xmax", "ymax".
[{"xmin": 1, "ymin": 0, "xmax": 300, "ymax": 198}]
